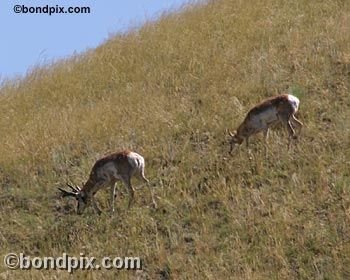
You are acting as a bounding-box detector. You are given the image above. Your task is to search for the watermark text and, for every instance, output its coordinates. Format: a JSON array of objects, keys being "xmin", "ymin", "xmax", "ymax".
[
  {"xmin": 4, "ymin": 253, "xmax": 142, "ymax": 273},
  {"xmin": 13, "ymin": 4, "xmax": 91, "ymax": 16}
]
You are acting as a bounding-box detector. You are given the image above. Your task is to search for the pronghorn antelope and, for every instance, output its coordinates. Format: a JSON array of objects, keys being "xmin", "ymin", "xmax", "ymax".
[
  {"xmin": 58, "ymin": 150, "xmax": 156, "ymax": 215},
  {"xmin": 228, "ymin": 94, "xmax": 303, "ymax": 153}
]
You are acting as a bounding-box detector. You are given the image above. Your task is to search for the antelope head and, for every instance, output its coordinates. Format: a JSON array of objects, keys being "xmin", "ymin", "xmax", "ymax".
[
  {"xmin": 58, "ymin": 183, "xmax": 88, "ymax": 215},
  {"xmin": 227, "ymin": 129, "xmax": 243, "ymax": 153}
]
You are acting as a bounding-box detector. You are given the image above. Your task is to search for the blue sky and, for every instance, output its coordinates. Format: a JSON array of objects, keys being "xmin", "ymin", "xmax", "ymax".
[{"xmin": 0, "ymin": 0, "xmax": 190, "ymax": 80}]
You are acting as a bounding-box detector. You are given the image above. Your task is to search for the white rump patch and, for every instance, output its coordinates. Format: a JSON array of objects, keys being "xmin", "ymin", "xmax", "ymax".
[
  {"xmin": 127, "ymin": 152, "xmax": 144, "ymax": 171},
  {"xmin": 287, "ymin": 94, "xmax": 300, "ymax": 112}
]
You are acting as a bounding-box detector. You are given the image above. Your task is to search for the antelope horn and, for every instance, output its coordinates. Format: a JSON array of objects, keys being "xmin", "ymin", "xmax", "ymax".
[
  {"xmin": 66, "ymin": 183, "xmax": 79, "ymax": 193},
  {"xmin": 58, "ymin": 187, "xmax": 77, "ymax": 198},
  {"xmin": 226, "ymin": 129, "xmax": 234, "ymax": 137}
]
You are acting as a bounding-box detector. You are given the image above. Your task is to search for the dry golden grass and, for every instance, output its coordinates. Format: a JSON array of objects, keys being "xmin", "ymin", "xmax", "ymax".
[{"xmin": 0, "ymin": 0, "xmax": 350, "ymax": 278}]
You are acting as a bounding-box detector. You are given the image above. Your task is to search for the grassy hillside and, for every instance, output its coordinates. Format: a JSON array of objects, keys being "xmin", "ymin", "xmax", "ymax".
[{"xmin": 0, "ymin": 0, "xmax": 350, "ymax": 278}]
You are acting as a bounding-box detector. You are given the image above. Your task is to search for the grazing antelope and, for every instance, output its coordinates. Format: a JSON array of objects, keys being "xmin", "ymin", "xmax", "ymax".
[
  {"xmin": 227, "ymin": 94, "xmax": 303, "ymax": 153},
  {"xmin": 58, "ymin": 150, "xmax": 156, "ymax": 215}
]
